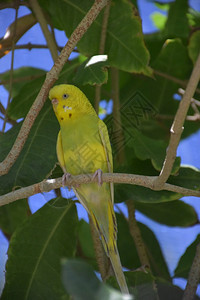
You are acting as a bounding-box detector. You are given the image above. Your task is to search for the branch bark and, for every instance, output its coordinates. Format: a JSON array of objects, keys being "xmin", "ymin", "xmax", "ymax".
[
  {"xmin": 2, "ymin": 4, "xmax": 19, "ymax": 132},
  {"xmin": 153, "ymin": 53, "xmax": 200, "ymax": 189},
  {"xmin": 183, "ymin": 243, "xmax": 200, "ymax": 300},
  {"xmin": 94, "ymin": 1, "xmax": 111, "ymax": 113},
  {"xmin": 29, "ymin": 0, "xmax": 58, "ymax": 62},
  {"xmin": 1, "ymin": 172, "xmax": 200, "ymax": 207},
  {"xmin": 127, "ymin": 200, "xmax": 150, "ymax": 267},
  {"xmin": 89, "ymin": 215, "xmax": 110, "ymax": 281},
  {"xmin": 0, "ymin": 0, "xmax": 109, "ymax": 176},
  {"xmin": 111, "ymin": 67, "xmax": 125, "ymax": 164},
  {"xmin": 154, "ymin": 69, "xmax": 200, "ymax": 95}
]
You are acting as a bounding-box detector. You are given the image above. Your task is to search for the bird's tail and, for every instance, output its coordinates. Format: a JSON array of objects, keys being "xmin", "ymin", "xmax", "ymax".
[
  {"xmin": 108, "ymin": 244, "xmax": 129, "ymax": 294},
  {"xmin": 91, "ymin": 209, "xmax": 129, "ymax": 294}
]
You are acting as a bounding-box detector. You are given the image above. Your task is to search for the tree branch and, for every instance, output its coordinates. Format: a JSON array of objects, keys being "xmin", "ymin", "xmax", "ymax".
[
  {"xmin": 2, "ymin": 3, "xmax": 19, "ymax": 132},
  {"xmin": 0, "ymin": 1, "xmax": 29, "ymax": 10},
  {"xmin": 0, "ymin": 74, "xmax": 44, "ymax": 86},
  {"xmin": 127, "ymin": 200, "xmax": 159, "ymax": 300},
  {"xmin": 153, "ymin": 52, "xmax": 200, "ymax": 189},
  {"xmin": 183, "ymin": 243, "xmax": 200, "ymax": 300},
  {"xmin": 94, "ymin": 1, "xmax": 111, "ymax": 113},
  {"xmin": 0, "ymin": 172, "xmax": 200, "ymax": 207},
  {"xmin": 89, "ymin": 215, "xmax": 111, "ymax": 281},
  {"xmin": 127, "ymin": 200, "xmax": 150, "ymax": 267},
  {"xmin": 29, "ymin": 0, "xmax": 58, "ymax": 62},
  {"xmin": 111, "ymin": 67, "xmax": 125, "ymax": 164},
  {"xmin": 153, "ymin": 69, "xmax": 200, "ymax": 95},
  {"xmin": 0, "ymin": 0, "xmax": 109, "ymax": 176}
]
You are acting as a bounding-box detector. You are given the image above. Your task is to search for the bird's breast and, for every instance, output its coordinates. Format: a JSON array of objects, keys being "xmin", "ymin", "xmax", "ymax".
[{"xmin": 60, "ymin": 116, "xmax": 108, "ymax": 175}]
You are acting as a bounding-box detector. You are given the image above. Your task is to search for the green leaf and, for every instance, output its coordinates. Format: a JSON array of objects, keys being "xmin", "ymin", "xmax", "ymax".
[
  {"xmin": 42, "ymin": 0, "xmax": 151, "ymax": 75},
  {"xmin": 151, "ymin": 12, "xmax": 167, "ymax": 30},
  {"xmin": 62, "ymin": 259, "xmax": 132, "ymax": 299},
  {"xmin": 0, "ymin": 101, "xmax": 59, "ymax": 195},
  {"xmin": 77, "ymin": 220, "xmax": 97, "ymax": 269},
  {"xmin": 168, "ymin": 166, "xmax": 200, "ymax": 190},
  {"xmin": 187, "ymin": 8, "xmax": 200, "ymax": 27},
  {"xmin": 115, "ymin": 184, "xmax": 181, "ymax": 204},
  {"xmin": 7, "ymin": 75, "xmax": 45, "ymax": 120},
  {"xmin": 0, "ymin": 199, "xmax": 30, "ymax": 237},
  {"xmin": 152, "ymin": 38, "xmax": 192, "ymax": 80},
  {"xmin": 188, "ymin": 30, "xmax": 200, "ymax": 64},
  {"xmin": 164, "ymin": 0, "xmax": 189, "ymax": 38},
  {"xmin": 74, "ymin": 55, "xmax": 109, "ymax": 85},
  {"xmin": 2, "ymin": 198, "xmax": 78, "ymax": 300},
  {"xmin": 135, "ymin": 200, "xmax": 198, "ymax": 227},
  {"xmin": 0, "ymin": 67, "xmax": 46, "ymax": 98},
  {"xmin": 114, "ymin": 159, "xmax": 180, "ymax": 204},
  {"xmin": 157, "ymin": 280, "xmax": 185, "ymax": 300},
  {"xmin": 116, "ymin": 38, "xmax": 196, "ymax": 140},
  {"xmin": 174, "ymin": 234, "xmax": 200, "ymax": 279},
  {"xmin": 117, "ymin": 214, "xmax": 170, "ymax": 280},
  {"xmin": 128, "ymin": 129, "xmax": 180, "ymax": 173}
]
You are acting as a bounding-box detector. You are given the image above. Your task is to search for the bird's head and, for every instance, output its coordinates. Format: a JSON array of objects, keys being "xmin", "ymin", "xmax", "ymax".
[{"xmin": 49, "ymin": 84, "xmax": 94, "ymax": 123}]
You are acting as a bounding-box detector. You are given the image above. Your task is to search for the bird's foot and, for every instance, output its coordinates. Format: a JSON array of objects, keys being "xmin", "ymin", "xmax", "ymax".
[
  {"xmin": 92, "ymin": 169, "xmax": 103, "ymax": 186},
  {"xmin": 62, "ymin": 173, "xmax": 72, "ymax": 190},
  {"xmin": 62, "ymin": 173, "xmax": 80, "ymax": 190}
]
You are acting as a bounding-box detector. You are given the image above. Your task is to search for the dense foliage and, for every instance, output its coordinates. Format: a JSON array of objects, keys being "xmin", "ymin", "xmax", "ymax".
[{"xmin": 0, "ymin": 0, "xmax": 200, "ymax": 299}]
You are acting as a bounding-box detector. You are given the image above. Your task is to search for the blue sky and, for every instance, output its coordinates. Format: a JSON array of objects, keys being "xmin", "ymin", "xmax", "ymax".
[{"xmin": 0, "ymin": 0, "xmax": 200, "ymax": 295}]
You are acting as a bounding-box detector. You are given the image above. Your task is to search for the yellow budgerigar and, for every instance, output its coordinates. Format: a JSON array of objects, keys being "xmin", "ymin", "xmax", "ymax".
[{"xmin": 49, "ymin": 84, "xmax": 129, "ymax": 294}]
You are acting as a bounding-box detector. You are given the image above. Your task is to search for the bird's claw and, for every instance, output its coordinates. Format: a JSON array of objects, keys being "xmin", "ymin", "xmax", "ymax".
[
  {"xmin": 62, "ymin": 173, "xmax": 72, "ymax": 190},
  {"xmin": 62, "ymin": 173, "xmax": 80, "ymax": 190},
  {"xmin": 92, "ymin": 169, "xmax": 103, "ymax": 186}
]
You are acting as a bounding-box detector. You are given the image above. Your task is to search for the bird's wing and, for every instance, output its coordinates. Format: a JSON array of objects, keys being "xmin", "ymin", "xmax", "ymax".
[
  {"xmin": 56, "ymin": 130, "xmax": 66, "ymax": 172},
  {"xmin": 98, "ymin": 118, "xmax": 114, "ymax": 204}
]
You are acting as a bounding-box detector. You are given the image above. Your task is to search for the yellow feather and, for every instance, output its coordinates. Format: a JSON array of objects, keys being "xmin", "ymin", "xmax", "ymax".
[{"xmin": 49, "ymin": 84, "xmax": 129, "ymax": 294}]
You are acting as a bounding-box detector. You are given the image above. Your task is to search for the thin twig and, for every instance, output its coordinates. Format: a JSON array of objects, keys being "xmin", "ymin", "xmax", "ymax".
[
  {"xmin": 99, "ymin": 0, "xmax": 111, "ymax": 54},
  {"xmin": 111, "ymin": 67, "xmax": 125, "ymax": 164},
  {"xmin": 0, "ymin": 0, "xmax": 109, "ymax": 176},
  {"xmin": 0, "ymin": 43, "xmax": 63, "ymax": 53},
  {"xmin": 0, "ymin": 1, "xmax": 29, "ymax": 9},
  {"xmin": 89, "ymin": 215, "xmax": 111, "ymax": 281},
  {"xmin": 0, "ymin": 172, "xmax": 200, "ymax": 207},
  {"xmin": 127, "ymin": 200, "xmax": 159, "ymax": 300},
  {"xmin": 178, "ymin": 88, "xmax": 200, "ymax": 117},
  {"xmin": 183, "ymin": 243, "xmax": 200, "ymax": 300},
  {"xmin": 0, "ymin": 74, "xmax": 44, "ymax": 86},
  {"xmin": 154, "ymin": 69, "xmax": 200, "ymax": 95},
  {"xmin": 2, "ymin": 3, "xmax": 19, "ymax": 132},
  {"xmin": 29, "ymin": 0, "xmax": 58, "ymax": 62},
  {"xmin": 94, "ymin": 1, "xmax": 111, "ymax": 113},
  {"xmin": 156, "ymin": 114, "xmax": 200, "ymax": 122},
  {"xmin": 127, "ymin": 200, "xmax": 150, "ymax": 267},
  {"xmin": 153, "ymin": 52, "xmax": 200, "ymax": 189}
]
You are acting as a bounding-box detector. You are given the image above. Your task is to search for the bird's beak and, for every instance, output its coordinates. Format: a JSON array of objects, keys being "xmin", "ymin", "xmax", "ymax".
[{"xmin": 51, "ymin": 98, "xmax": 58, "ymax": 105}]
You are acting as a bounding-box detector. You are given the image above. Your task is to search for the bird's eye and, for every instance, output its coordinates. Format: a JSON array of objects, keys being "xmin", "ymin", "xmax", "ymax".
[{"xmin": 62, "ymin": 94, "xmax": 69, "ymax": 99}]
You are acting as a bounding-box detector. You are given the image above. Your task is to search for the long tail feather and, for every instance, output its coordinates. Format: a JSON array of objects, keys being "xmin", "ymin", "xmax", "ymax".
[
  {"xmin": 91, "ymin": 212, "xmax": 129, "ymax": 294},
  {"xmin": 109, "ymin": 246, "xmax": 129, "ymax": 294}
]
